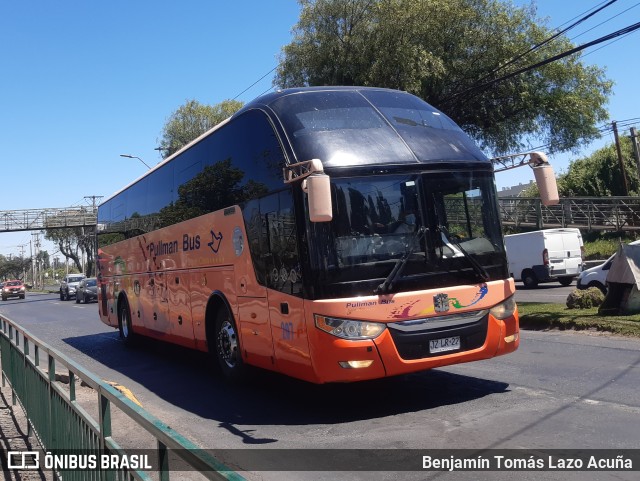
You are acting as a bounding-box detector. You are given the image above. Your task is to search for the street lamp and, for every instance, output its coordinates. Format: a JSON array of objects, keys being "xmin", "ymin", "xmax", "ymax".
[{"xmin": 119, "ymin": 154, "xmax": 151, "ymax": 169}]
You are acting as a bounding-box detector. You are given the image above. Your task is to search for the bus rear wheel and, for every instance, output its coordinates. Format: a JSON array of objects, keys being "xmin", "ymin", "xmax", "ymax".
[
  {"xmin": 118, "ymin": 298, "xmax": 136, "ymax": 346},
  {"xmin": 213, "ymin": 308, "xmax": 246, "ymax": 381}
]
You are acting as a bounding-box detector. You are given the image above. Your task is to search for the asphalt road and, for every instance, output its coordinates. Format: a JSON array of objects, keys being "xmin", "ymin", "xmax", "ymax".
[
  {"xmin": 514, "ymin": 281, "xmax": 575, "ymax": 305},
  {"xmin": 1, "ymin": 292, "xmax": 639, "ymax": 481}
]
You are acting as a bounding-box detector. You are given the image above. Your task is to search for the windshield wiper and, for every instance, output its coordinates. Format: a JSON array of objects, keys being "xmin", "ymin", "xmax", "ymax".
[
  {"xmin": 438, "ymin": 225, "xmax": 489, "ymax": 282},
  {"xmin": 375, "ymin": 226, "xmax": 427, "ymax": 294}
]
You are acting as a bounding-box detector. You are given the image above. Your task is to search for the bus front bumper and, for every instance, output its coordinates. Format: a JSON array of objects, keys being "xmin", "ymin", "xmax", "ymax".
[{"xmin": 308, "ymin": 312, "xmax": 519, "ymax": 383}]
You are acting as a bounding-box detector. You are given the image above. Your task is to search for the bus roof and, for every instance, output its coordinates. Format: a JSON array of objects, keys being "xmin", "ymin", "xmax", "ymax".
[
  {"xmin": 238, "ymin": 86, "xmax": 489, "ymax": 169},
  {"xmin": 102, "ymin": 87, "xmax": 489, "ymax": 205}
]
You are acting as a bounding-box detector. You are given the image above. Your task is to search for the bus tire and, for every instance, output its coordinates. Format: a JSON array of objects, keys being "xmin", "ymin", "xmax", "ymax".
[
  {"xmin": 213, "ymin": 307, "xmax": 245, "ymax": 382},
  {"xmin": 118, "ymin": 297, "xmax": 136, "ymax": 346}
]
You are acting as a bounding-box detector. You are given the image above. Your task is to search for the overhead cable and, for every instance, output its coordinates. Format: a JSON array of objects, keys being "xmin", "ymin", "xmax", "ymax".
[
  {"xmin": 232, "ymin": 66, "xmax": 277, "ymax": 101},
  {"xmin": 444, "ymin": 20, "xmax": 640, "ymax": 103}
]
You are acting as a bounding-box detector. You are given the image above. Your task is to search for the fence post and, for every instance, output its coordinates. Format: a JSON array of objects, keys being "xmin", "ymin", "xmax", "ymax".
[
  {"xmin": 10, "ymin": 325, "xmax": 16, "ymax": 406},
  {"xmin": 48, "ymin": 354, "xmax": 56, "ymax": 448},
  {"xmin": 23, "ymin": 336, "xmax": 31, "ymax": 437},
  {"xmin": 159, "ymin": 440, "xmax": 170, "ymax": 481},
  {"xmin": 99, "ymin": 390, "xmax": 114, "ymax": 481}
]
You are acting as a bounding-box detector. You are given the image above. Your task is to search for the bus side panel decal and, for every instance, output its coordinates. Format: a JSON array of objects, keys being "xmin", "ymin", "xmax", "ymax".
[{"xmin": 267, "ymin": 290, "xmax": 314, "ymax": 381}]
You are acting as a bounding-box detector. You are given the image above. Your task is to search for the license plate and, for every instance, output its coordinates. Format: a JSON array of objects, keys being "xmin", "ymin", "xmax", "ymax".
[{"xmin": 429, "ymin": 336, "xmax": 460, "ymax": 354}]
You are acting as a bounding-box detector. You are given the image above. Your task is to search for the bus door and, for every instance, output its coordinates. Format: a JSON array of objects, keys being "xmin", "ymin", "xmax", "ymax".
[{"xmin": 262, "ymin": 191, "xmax": 313, "ymax": 378}]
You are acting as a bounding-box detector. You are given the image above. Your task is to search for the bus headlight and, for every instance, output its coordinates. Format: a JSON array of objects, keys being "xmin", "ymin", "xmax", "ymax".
[
  {"xmin": 314, "ymin": 315, "xmax": 386, "ymax": 340},
  {"xmin": 489, "ymin": 296, "xmax": 516, "ymax": 320}
]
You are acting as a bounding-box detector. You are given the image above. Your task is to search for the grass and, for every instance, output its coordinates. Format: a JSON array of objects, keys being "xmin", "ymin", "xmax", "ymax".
[
  {"xmin": 583, "ymin": 238, "xmax": 620, "ymax": 260},
  {"xmin": 518, "ymin": 302, "xmax": 640, "ymax": 338}
]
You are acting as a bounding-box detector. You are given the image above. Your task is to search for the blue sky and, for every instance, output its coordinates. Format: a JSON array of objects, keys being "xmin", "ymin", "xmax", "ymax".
[{"xmin": 0, "ymin": 1, "xmax": 638, "ymax": 258}]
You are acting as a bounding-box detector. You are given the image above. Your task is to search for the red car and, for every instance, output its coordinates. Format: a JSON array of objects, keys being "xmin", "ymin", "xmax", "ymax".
[{"xmin": 2, "ymin": 280, "xmax": 26, "ymax": 301}]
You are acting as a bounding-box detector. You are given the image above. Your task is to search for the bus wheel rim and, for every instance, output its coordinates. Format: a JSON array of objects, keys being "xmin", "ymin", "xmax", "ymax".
[
  {"xmin": 121, "ymin": 310, "xmax": 129, "ymax": 338},
  {"xmin": 217, "ymin": 320, "xmax": 238, "ymax": 368}
]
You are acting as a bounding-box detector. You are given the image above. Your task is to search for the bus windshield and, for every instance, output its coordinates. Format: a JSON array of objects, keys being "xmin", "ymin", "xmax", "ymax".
[
  {"xmin": 271, "ymin": 89, "xmax": 487, "ymax": 167},
  {"xmin": 307, "ymin": 170, "xmax": 507, "ymax": 298}
]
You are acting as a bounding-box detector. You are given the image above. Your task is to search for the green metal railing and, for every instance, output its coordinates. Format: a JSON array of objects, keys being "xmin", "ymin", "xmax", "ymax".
[{"xmin": 0, "ymin": 314, "xmax": 245, "ymax": 481}]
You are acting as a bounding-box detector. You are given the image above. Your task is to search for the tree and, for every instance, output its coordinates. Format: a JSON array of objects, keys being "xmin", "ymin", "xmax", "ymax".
[
  {"xmin": 275, "ymin": 0, "xmax": 612, "ymax": 155},
  {"xmin": 157, "ymin": 99, "xmax": 244, "ymax": 158},
  {"xmin": 0, "ymin": 255, "xmax": 30, "ymax": 281},
  {"xmin": 558, "ymin": 137, "xmax": 639, "ymax": 197},
  {"xmin": 45, "ymin": 227, "xmax": 96, "ymax": 277}
]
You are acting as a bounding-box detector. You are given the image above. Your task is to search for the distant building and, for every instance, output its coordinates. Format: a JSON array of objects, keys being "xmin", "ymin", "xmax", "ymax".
[{"xmin": 498, "ymin": 180, "xmax": 534, "ymax": 198}]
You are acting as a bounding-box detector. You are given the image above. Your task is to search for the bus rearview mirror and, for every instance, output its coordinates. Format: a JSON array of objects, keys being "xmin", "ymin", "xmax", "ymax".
[
  {"xmin": 307, "ymin": 174, "xmax": 333, "ymax": 222},
  {"xmin": 533, "ymin": 164, "xmax": 559, "ymax": 206}
]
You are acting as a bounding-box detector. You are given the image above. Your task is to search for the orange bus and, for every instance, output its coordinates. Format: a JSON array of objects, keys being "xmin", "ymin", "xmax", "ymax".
[{"xmin": 97, "ymin": 86, "xmax": 556, "ymax": 383}]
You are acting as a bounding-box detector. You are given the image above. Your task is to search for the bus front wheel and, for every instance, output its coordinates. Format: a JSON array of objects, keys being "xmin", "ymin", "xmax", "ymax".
[
  {"xmin": 118, "ymin": 298, "xmax": 136, "ymax": 346},
  {"xmin": 213, "ymin": 308, "xmax": 246, "ymax": 381}
]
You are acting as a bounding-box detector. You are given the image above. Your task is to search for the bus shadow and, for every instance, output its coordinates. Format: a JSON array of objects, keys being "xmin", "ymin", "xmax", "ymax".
[{"xmin": 63, "ymin": 333, "xmax": 509, "ymax": 427}]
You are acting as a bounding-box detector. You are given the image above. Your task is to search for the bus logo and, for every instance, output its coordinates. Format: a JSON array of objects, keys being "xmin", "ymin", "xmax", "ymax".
[
  {"xmin": 433, "ymin": 293, "xmax": 450, "ymax": 313},
  {"xmin": 208, "ymin": 230, "xmax": 223, "ymax": 253}
]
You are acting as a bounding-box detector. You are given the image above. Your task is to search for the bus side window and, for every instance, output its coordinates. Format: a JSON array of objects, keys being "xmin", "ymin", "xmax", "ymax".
[
  {"xmin": 264, "ymin": 190, "xmax": 302, "ymax": 296},
  {"xmin": 243, "ymin": 189, "xmax": 302, "ymax": 296}
]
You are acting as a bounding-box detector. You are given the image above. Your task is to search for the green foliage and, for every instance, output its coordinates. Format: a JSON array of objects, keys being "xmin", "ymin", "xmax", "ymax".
[
  {"xmin": 566, "ymin": 287, "xmax": 605, "ymax": 309},
  {"xmin": 158, "ymin": 99, "xmax": 244, "ymax": 158},
  {"xmin": 582, "ymin": 238, "xmax": 619, "ymax": 260},
  {"xmin": 45, "ymin": 227, "xmax": 95, "ymax": 277},
  {"xmin": 276, "ymin": 0, "xmax": 612, "ymax": 155},
  {"xmin": 557, "ymin": 136, "xmax": 639, "ymax": 196},
  {"xmin": 0, "ymin": 255, "xmax": 30, "ymax": 281}
]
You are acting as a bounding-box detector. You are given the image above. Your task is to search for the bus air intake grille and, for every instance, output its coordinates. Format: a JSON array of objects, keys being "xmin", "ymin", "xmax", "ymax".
[{"xmin": 386, "ymin": 310, "xmax": 489, "ymax": 360}]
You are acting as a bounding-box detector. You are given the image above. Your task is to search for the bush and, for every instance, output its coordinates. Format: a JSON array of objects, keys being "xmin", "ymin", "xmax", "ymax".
[
  {"xmin": 582, "ymin": 238, "xmax": 620, "ymax": 260},
  {"xmin": 566, "ymin": 287, "xmax": 605, "ymax": 309}
]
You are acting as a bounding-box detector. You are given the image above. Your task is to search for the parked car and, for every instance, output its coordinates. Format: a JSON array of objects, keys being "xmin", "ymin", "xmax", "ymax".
[
  {"xmin": 60, "ymin": 274, "xmax": 86, "ymax": 301},
  {"xmin": 2, "ymin": 280, "xmax": 26, "ymax": 301},
  {"xmin": 577, "ymin": 240, "xmax": 640, "ymax": 293},
  {"xmin": 505, "ymin": 228, "xmax": 584, "ymax": 288},
  {"xmin": 75, "ymin": 278, "xmax": 97, "ymax": 303}
]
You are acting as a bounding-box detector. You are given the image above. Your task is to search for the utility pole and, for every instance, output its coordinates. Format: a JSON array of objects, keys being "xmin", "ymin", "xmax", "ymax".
[
  {"xmin": 18, "ymin": 244, "xmax": 27, "ymax": 281},
  {"xmin": 631, "ymin": 127, "xmax": 640, "ymax": 183},
  {"xmin": 32, "ymin": 233, "xmax": 38, "ymax": 288},
  {"xmin": 30, "ymin": 239, "xmax": 34, "ymax": 287},
  {"xmin": 84, "ymin": 195, "xmax": 102, "ymax": 277},
  {"xmin": 612, "ymin": 121, "xmax": 629, "ymax": 196},
  {"xmin": 84, "ymin": 195, "xmax": 102, "ymax": 210}
]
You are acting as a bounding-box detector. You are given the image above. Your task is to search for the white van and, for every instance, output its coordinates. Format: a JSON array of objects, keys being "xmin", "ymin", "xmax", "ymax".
[
  {"xmin": 577, "ymin": 240, "xmax": 640, "ymax": 293},
  {"xmin": 504, "ymin": 228, "xmax": 584, "ymax": 288}
]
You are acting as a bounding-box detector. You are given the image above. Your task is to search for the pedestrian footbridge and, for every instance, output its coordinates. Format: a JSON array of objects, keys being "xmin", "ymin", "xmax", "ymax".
[{"xmin": 1, "ymin": 196, "xmax": 639, "ymax": 234}]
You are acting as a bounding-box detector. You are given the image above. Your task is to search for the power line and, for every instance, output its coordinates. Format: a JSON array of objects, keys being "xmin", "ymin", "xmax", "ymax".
[
  {"xmin": 444, "ymin": 20, "xmax": 640, "ymax": 104},
  {"xmin": 481, "ymin": 0, "xmax": 619, "ymax": 82},
  {"xmin": 567, "ymin": 1, "xmax": 640, "ymax": 43},
  {"xmin": 523, "ymin": 117, "xmax": 640, "ymax": 154},
  {"xmin": 232, "ymin": 66, "xmax": 277, "ymax": 101},
  {"xmin": 581, "ymin": 29, "xmax": 638, "ymax": 59}
]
